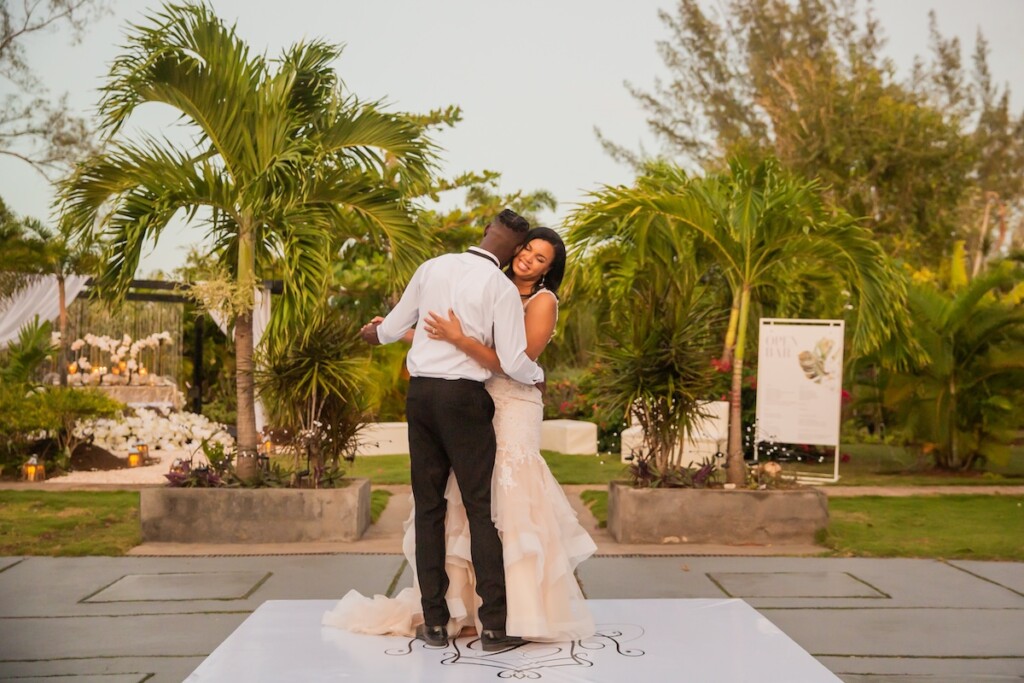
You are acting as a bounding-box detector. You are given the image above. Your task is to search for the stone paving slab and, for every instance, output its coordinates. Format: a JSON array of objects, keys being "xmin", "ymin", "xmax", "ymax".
[
  {"xmin": 0, "ymin": 655, "xmax": 205, "ymax": 682},
  {"xmin": 819, "ymin": 656, "xmax": 1024, "ymax": 681},
  {"xmin": 5, "ymin": 675, "xmax": 149, "ymax": 683},
  {"xmin": 0, "ymin": 613, "xmax": 248, "ymax": 661},
  {"xmin": 2, "ymin": 554, "xmax": 1022, "ymax": 682},
  {"xmin": 762, "ymin": 607, "xmax": 1024, "ymax": 658},
  {"xmin": 0, "ymin": 556, "xmax": 405, "ymax": 617},
  {"xmin": 709, "ymin": 571, "xmax": 887, "ymax": 598},
  {"xmin": 83, "ymin": 571, "xmax": 269, "ymax": 603},
  {"xmin": 949, "ymin": 560, "xmax": 1024, "ymax": 596}
]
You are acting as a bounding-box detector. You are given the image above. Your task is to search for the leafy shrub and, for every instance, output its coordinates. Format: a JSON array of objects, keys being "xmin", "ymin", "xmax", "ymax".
[{"xmin": 0, "ymin": 386, "xmax": 123, "ymax": 476}]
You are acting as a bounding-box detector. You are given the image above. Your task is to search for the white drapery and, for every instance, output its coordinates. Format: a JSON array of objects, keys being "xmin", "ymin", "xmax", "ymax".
[
  {"xmin": 0, "ymin": 275, "xmax": 91, "ymax": 347},
  {"xmin": 208, "ymin": 287, "xmax": 271, "ymax": 433}
]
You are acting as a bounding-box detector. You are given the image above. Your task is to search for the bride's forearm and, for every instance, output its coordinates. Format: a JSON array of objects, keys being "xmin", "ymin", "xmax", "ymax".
[{"xmin": 454, "ymin": 336, "xmax": 503, "ymax": 373}]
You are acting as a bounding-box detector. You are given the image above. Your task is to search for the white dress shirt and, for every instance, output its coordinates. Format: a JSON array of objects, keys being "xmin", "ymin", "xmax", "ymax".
[{"xmin": 375, "ymin": 247, "xmax": 544, "ymax": 385}]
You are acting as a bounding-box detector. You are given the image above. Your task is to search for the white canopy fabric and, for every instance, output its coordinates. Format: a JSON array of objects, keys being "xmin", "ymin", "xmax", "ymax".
[
  {"xmin": 209, "ymin": 287, "xmax": 271, "ymax": 433},
  {"xmin": 0, "ymin": 274, "xmax": 90, "ymax": 347}
]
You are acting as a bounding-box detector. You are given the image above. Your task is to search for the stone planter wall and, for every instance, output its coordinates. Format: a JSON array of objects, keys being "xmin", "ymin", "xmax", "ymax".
[
  {"xmin": 140, "ymin": 478, "xmax": 371, "ymax": 543},
  {"xmin": 607, "ymin": 481, "xmax": 828, "ymax": 545}
]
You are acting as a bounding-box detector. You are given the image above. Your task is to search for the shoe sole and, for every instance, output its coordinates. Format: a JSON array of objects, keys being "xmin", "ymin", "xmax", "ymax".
[{"xmin": 481, "ymin": 640, "xmax": 527, "ymax": 652}]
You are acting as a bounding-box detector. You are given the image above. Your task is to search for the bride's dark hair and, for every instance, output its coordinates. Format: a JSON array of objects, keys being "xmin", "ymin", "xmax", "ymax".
[{"xmin": 506, "ymin": 227, "xmax": 566, "ymax": 297}]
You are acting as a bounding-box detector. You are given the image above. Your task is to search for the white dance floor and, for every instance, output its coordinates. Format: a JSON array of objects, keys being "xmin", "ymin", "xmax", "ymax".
[{"xmin": 186, "ymin": 599, "xmax": 840, "ymax": 682}]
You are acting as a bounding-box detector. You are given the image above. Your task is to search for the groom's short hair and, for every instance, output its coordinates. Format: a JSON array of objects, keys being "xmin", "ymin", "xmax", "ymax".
[{"xmin": 495, "ymin": 208, "xmax": 530, "ymax": 234}]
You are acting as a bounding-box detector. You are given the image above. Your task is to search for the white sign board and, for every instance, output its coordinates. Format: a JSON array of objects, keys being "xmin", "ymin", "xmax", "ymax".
[{"xmin": 755, "ymin": 320, "xmax": 844, "ymax": 480}]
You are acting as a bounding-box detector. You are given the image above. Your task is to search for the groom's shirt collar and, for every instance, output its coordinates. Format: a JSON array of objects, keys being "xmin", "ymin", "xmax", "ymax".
[{"xmin": 467, "ymin": 246, "xmax": 500, "ymax": 267}]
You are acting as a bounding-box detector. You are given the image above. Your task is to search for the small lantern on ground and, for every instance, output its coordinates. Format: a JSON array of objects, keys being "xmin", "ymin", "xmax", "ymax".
[
  {"xmin": 21, "ymin": 456, "xmax": 45, "ymax": 482},
  {"xmin": 136, "ymin": 443, "xmax": 150, "ymax": 462},
  {"xmin": 127, "ymin": 448, "xmax": 142, "ymax": 468}
]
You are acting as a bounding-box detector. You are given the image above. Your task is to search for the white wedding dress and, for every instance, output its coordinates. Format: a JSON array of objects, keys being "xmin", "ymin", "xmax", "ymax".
[{"xmin": 323, "ymin": 292, "xmax": 596, "ymax": 642}]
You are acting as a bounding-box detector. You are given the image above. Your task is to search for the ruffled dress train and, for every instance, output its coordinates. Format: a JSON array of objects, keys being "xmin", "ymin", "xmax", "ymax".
[{"xmin": 322, "ymin": 376, "xmax": 596, "ymax": 642}]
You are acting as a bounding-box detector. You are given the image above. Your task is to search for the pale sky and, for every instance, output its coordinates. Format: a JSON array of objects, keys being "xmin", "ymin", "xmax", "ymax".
[{"xmin": 2, "ymin": 0, "xmax": 1022, "ymax": 275}]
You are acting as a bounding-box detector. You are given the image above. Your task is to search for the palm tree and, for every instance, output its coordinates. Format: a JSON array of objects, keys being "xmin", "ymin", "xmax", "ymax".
[
  {"xmin": 875, "ymin": 252, "xmax": 1024, "ymax": 471},
  {"xmin": 569, "ymin": 158, "xmax": 915, "ymax": 484},
  {"xmin": 18, "ymin": 220, "xmax": 99, "ymax": 385},
  {"xmin": 58, "ymin": 3, "xmax": 436, "ymax": 481}
]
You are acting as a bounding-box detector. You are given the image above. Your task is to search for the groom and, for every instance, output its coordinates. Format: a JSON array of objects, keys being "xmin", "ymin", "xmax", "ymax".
[{"xmin": 359, "ymin": 209, "xmax": 544, "ymax": 651}]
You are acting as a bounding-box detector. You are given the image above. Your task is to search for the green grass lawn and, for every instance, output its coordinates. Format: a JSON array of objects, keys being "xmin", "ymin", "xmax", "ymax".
[
  {"xmin": 370, "ymin": 489, "xmax": 392, "ymax": 524},
  {"xmin": 580, "ymin": 489, "xmax": 608, "ymax": 528},
  {"xmin": 302, "ymin": 444, "xmax": 1024, "ymax": 488},
  {"xmin": 347, "ymin": 451, "xmax": 628, "ymax": 486},
  {"xmin": 0, "ymin": 491, "xmax": 141, "ymax": 556},
  {"xmin": 774, "ymin": 444, "xmax": 1024, "ymax": 486},
  {"xmin": 578, "ymin": 490, "xmax": 1024, "ymax": 561},
  {"xmin": 824, "ymin": 495, "xmax": 1024, "ymax": 560}
]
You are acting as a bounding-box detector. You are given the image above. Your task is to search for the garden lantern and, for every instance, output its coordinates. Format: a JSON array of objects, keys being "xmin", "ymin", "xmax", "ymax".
[
  {"xmin": 21, "ymin": 457, "xmax": 45, "ymax": 482},
  {"xmin": 127, "ymin": 449, "xmax": 142, "ymax": 468}
]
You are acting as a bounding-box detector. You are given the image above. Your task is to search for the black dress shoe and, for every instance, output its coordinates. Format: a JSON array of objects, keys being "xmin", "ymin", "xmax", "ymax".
[
  {"xmin": 416, "ymin": 624, "xmax": 448, "ymax": 648},
  {"xmin": 480, "ymin": 629, "xmax": 528, "ymax": 652}
]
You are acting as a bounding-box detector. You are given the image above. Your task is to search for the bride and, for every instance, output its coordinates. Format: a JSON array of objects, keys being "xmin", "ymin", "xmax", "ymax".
[{"xmin": 323, "ymin": 227, "xmax": 596, "ymax": 644}]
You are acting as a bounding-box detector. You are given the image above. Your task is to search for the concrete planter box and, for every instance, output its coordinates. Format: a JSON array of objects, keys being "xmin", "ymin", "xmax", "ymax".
[
  {"xmin": 140, "ymin": 479, "xmax": 371, "ymax": 543},
  {"xmin": 607, "ymin": 481, "xmax": 828, "ymax": 545}
]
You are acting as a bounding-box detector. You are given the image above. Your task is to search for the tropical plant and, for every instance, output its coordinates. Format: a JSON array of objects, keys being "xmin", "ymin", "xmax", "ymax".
[
  {"xmin": 569, "ymin": 157, "xmax": 915, "ymax": 484},
  {"xmin": 58, "ymin": 2, "xmax": 436, "ymax": 481},
  {"xmin": 871, "ymin": 250, "xmax": 1024, "ymax": 471},
  {"xmin": 12, "ymin": 218, "xmax": 100, "ymax": 384},
  {"xmin": 565, "ymin": 181, "xmax": 724, "ymax": 481},
  {"xmin": 0, "ymin": 317, "xmax": 122, "ymax": 476},
  {"xmin": 256, "ymin": 306, "xmax": 370, "ymax": 487},
  {"xmin": 0, "ymin": 317, "xmax": 56, "ymax": 386},
  {"xmin": 25, "ymin": 387, "xmax": 124, "ymax": 472}
]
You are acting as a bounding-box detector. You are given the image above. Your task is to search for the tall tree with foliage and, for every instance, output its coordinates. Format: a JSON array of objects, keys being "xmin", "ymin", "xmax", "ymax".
[
  {"xmin": 570, "ymin": 157, "xmax": 915, "ymax": 484},
  {"xmin": 0, "ymin": 0, "xmax": 106, "ymax": 174},
  {"xmin": 603, "ymin": 0, "xmax": 1023, "ymax": 267},
  {"xmin": 58, "ymin": 2, "xmax": 436, "ymax": 480}
]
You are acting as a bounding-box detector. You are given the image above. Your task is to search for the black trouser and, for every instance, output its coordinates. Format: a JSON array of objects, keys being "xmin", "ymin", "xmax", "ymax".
[{"xmin": 406, "ymin": 376, "xmax": 506, "ymax": 631}]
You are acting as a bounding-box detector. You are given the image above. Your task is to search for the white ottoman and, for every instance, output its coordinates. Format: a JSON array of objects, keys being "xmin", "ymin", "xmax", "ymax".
[
  {"xmin": 355, "ymin": 422, "xmax": 409, "ymax": 456},
  {"xmin": 540, "ymin": 419, "xmax": 598, "ymax": 455}
]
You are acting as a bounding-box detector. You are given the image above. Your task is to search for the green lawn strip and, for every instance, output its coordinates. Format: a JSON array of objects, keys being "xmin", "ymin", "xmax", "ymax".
[
  {"xmin": 789, "ymin": 444, "xmax": 1024, "ymax": 486},
  {"xmin": 347, "ymin": 455, "xmax": 412, "ymax": 484},
  {"xmin": 577, "ymin": 490, "xmax": 1024, "ymax": 560},
  {"xmin": 825, "ymin": 495, "xmax": 1024, "ymax": 561},
  {"xmin": 580, "ymin": 489, "xmax": 608, "ymax": 528},
  {"xmin": 541, "ymin": 452, "xmax": 627, "ymax": 485},
  {"xmin": 346, "ymin": 451, "xmax": 627, "ymax": 486},
  {"xmin": 370, "ymin": 489, "xmax": 392, "ymax": 524},
  {"xmin": 0, "ymin": 491, "xmax": 141, "ymax": 556}
]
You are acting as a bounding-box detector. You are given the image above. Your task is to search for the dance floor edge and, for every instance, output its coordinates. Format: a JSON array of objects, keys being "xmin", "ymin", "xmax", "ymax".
[{"xmin": 186, "ymin": 598, "xmax": 840, "ymax": 682}]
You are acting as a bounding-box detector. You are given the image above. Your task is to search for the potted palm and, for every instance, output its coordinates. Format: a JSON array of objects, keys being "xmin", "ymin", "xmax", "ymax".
[{"xmin": 140, "ymin": 306, "xmax": 373, "ymax": 543}]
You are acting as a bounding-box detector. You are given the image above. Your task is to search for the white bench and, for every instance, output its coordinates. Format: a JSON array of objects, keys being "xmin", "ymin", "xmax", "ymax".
[
  {"xmin": 541, "ymin": 419, "xmax": 598, "ymax": 455},
  {"xmin": 355, "ymin": 419, "xmax": 600, "ymax": 456},
  {"xmin": 620, "ymin": 401, "xmax": 729, "ymax": 466},
  {"xmin": 355, "ymin": 422, "xmax": 409, "ymax": 456}
]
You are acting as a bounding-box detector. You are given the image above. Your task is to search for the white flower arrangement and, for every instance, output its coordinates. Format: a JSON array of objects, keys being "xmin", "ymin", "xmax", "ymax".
[
  {"xmin": 73, "ymin": 331, "xmax": 174, "ymax": 358},
  {"xmin": 74, "ymin": 408, "xmax": 235, "ymax": 454}
]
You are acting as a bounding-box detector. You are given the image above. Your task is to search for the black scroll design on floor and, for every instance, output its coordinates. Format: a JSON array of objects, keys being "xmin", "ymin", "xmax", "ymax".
[{"xmin": 383, "ymin": 624, "xmax": 646, "ymax": 679}]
